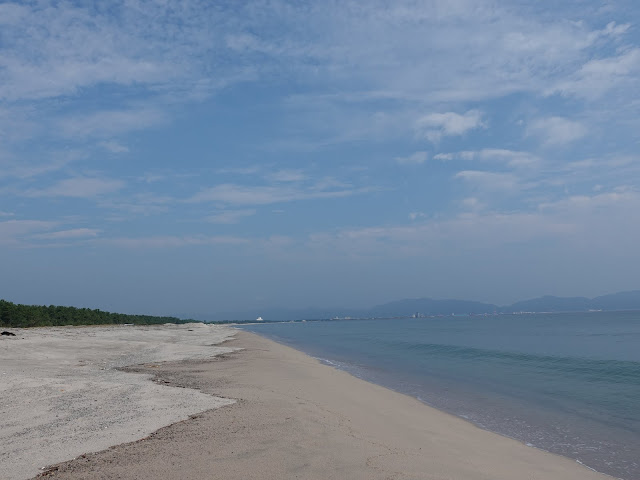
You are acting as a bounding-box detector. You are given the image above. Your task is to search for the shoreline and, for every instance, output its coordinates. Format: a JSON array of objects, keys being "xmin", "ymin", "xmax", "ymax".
[
  {"xmin": 276, "ymin": 337, "xmax": 614, "ymax": 477},
  {"xmin": 33, "ymin": 329, "xmax": 612, "ymax": 480},
  {"xmin": 235, "ymin": 331, "xmax": 621, "ymax": 480}
]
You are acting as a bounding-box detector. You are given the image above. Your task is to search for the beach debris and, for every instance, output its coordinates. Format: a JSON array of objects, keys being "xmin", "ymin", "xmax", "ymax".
[{"xmin": 1, "ymin": 331, "xmax": 16, "ymax": 336}]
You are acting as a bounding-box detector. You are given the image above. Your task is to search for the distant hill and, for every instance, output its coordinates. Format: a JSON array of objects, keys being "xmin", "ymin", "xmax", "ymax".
[
  {"xmin": 205, "ymin": 290, "xmax": 640, "ymax": 321},
  {"xmin": 502, "ymin": 291, "xmax": 640, "ymax": 313},
  {"xmin": 504, "ymin": 295, "xmax": 592, "ymax": 313},
  {"xmin": 591, "ymin": 291, "xmax": 640, "ymax": 311}
]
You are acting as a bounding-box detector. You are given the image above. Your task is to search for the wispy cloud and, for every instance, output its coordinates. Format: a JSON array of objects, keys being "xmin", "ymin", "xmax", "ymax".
[
  {"xmin": 0, "ymin": 1, "xmax": 638, "ymax": 309},
  {"xmin": 266, "ymin": 169, "xmax": 308, "ymax": 182},
  {"xmin": 415, "ymin": 111, "xmax": 484, "ymax": 142},
  {"xmin": 99, "ymin": 140, "xmax": 130, "ymax": 154},
  {"xmin": 99, "ymin": 192, "xmax": 174, "ymax": 217},
  {"xmin": 455, "ymin": 170, "xmax": 522, "ymax": 192},
  {"xmin": 216, "ymin": 166, "xmax": 264, "ymax": 176},
  {"xmin": 527, "ymin": 117, "xmax": 588, "ymax": 146},
  {"xmin": 59, "ymin": 109, "xmax": 165, "ymax": 139},
  {"xmin": 461, "ymin": 197, "xmax": 485, "ymax": 211},
  {"xmin": 0, "ymin": 2, "xmax": 196, "ymax": 103},
  {"xmin": 0, "ymin": 150, "xmax": 86, "ymax": 179},
  {"xmin": 307, "ymin": 188, "xmax": 640, "ymax": 258},
  {"xmin": 188, "ymin": 183, "xmax": 373, "ymax": 206},
  {"xmin": 307, "ymin": 211, "xmax": 575, "ymax": 259},
  {"xmin": 395, "ymin": 151, "xmax": 428, "ymax": 165},
  {"xmin": 100, "ymin": 235, "xmax": 251, "ymax": 249},
  {"xmin": 435, "ymin": 149, "xmax": 539, "ymax": 168},
  {"xmin": 25, "ymin": 177, "xmax": 125, "ymax": 198},
  {"xmin": 549, "ymin": 47, "xmax": 640, "ymax": 99},
  {"xmin": 32, "ymin": 228, "xmax": 100, "ymax": 240},
  {"xmin": 206, "ymin": 209, "xmax": 257, "ymax": 224},
  {"xmin": 0, "ymin": 219, "xmax": 57, "ymax": 246}
]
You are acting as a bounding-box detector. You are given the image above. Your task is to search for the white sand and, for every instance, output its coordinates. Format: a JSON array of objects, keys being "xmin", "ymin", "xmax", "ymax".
[
  {"xmin": 40, "ymin": 331, "xmax": 612, "ymax": 480},
  {"xmin": 0, "ymin": 323, "xmax": 236, "ymax": 480}
]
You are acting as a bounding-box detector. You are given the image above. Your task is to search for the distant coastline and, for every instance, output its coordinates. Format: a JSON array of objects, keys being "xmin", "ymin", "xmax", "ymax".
[
  {"xmin": 3, "ymin": 290, "xmax": 640, "ymax": 328},
  {"xmin": 203, "ymin": 289, "xmax": 640, "ymax": 322}
]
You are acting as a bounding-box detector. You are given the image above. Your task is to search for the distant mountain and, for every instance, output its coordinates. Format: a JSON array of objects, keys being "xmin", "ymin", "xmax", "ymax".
[
  {"xmin": 503, "ymin": 291, "xmax": 640, "ymax": 313},
  {"xmin": 204, "ymin": 290, "xmax": 640, "ymax": 321},
  {"xmin": 504, "ymin": 295, "xmax": 592, "ymax": 313},
  {"xmin": 591, "ymin": 291, "xmax": 640, "ymax": 311}
]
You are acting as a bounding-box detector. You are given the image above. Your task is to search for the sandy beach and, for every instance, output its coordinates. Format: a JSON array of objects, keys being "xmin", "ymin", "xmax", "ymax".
[
  {"xmin": 0, "ymin": 325, "xmax": 614, "ymax": 480},
  {"xmin": 0, "ymin": 324, "xmax": 236, "ymax": 480}
]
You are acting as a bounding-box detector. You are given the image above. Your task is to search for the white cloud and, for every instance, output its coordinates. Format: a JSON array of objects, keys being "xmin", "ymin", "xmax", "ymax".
[
  {"xmin": 538, "ymin": 188, "xmax": 637, "ymax": 213},
  {"xmin": 0, "ymin": 1, "xmax": 635, "ymax": 160},
  {"xmin": 0, "ymin": 2, "xmax": 193, "ymax": 103},
  {"xmin": 0, "ymin": 219, "xmax": 57, "ymax": 246},
  {"xmin": 306, "ymin": 210, "xmax": 576, "ymax": 258},
  {"xmin": 0, "ymin": 3, "xmax": 28, "ymax": 25},
  {"xmin": 217, "ymin": 165, "xmax": 264, "ymax": 176},
  {"xmin": 395, "ymin": 151, "xmax": 428, "ymax": 165},
  {"xmin": 100, "ymin": 235, "xmax": 250, "ymax": 249},
  {"xmin": 99, "ymin": 192, "xmax": 174, "ymax": 217},
  {"xmin": 59, "ymin": 109, "xmax": 165, "ymax": 139},
  {"xmin": 461, "ymin": 197, "xmax": 484, "ymax": 211},
  {"xmin": 527, "ymin": 117, "xmax": 588, "ymax": 146},
  {"xmin": 435, "ymin": 149, "xmax": 539, "ymax": 168},
  {"xmin": 99, "ymin": 141, "xmax": 130, "ymax": 154},
  {"xmin": 408, "ymin": 212, "xmax": 425, "ymax": 221},
  {"xmin": 0, "ymin": 149, "xmax": 85, "ymax": 179},
  {"xmin": 266, "ymin": 170, "xmax": 308, "ymax": 182},
  {"xmin": 415, "ymin": 111, "xmax": 484, "ymax": 142},
  {"xmin": 189, "ymin": 183, "xmax": 372, "ymax": 206},
  {"xmin": 601, "ymin": 21, "xmax": 630, "ymax": 37},
  {"xmin": 32, "ymin": 228, "xmax": 100, "ymax": 240},
  {"xmin": 549, "ymin": 48, "xmax": 640, "ymax": 99},
  {"xmin": 306, "ymin": 188, "xmax": 640, "ymax": 259},
  {"xmin": 433, "ymin": 153, "xmax": 454, "ymax": 161},
  {"xmin": 26, "ymin": 177, "xmax": 125, "ymax": 198},
  {"xmin": 190, "ymin": 184, "xmax": 292, "ymax": 205},
  {"xmin": 455, "ymin": 170, "xmax": 520, "ymax": 191},
  {"xmin": 206, "ymin": 209, "xmax": 257, "ymax": 224}
]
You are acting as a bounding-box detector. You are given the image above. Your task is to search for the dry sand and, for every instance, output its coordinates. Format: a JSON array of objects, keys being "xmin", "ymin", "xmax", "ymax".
[
  {"xmin": 0, "ymin": 323, "xmax": 236, "ymax": 480},
  {"xmin": 14, "ymin": 329, "xmax": 613, "ymax": 480}
]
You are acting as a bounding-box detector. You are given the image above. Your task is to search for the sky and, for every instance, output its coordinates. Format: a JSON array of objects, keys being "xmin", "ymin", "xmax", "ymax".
[{"xmin": 1, "ymin": 0, "xmax": 640, "ymax": 317}]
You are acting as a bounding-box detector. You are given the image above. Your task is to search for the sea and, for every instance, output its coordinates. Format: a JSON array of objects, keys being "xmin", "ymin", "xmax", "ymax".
[{"xmin": 238, "ymin": 311, "xmax": 640, "ymax": 480}]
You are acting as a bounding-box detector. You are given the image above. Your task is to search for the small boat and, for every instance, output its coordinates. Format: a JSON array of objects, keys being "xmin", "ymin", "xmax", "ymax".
[{"xmin": 256, "ymin": 316, "xmax": 264, "ymax": 321}]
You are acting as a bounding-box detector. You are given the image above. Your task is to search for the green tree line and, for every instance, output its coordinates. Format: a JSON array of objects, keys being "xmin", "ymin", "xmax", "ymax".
[{"xmin": 0, "ymin": 299, "xmax": 200, "ymax": 328}]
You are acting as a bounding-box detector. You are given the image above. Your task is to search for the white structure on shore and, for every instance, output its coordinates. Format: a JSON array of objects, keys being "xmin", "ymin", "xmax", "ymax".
[{"xmin": 256, "ymin": 316, "xmax": 264, "ymax": 321}]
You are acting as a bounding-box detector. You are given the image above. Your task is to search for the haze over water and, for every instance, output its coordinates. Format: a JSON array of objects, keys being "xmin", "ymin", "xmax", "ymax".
[{"xmin": 241, "ymin": 311, "xmax": 640, "ymax": 480}]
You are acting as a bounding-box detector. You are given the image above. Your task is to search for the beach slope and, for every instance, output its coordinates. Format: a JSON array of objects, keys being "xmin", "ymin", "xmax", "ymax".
[{"xmin": 35, "ymin": 331, "xmax": 611, "ymax": 480}]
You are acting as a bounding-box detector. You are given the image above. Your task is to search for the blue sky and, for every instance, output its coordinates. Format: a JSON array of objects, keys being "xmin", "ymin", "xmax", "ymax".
[{"xmin": 1, "ymin": 0, "xmax": 639, "ymax": 316}]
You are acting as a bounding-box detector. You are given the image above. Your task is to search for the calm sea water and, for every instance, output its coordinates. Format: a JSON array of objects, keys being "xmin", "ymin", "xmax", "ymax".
[{"xmin": 239, "ymin": 312, "xmax": 640, "ymax": 480}]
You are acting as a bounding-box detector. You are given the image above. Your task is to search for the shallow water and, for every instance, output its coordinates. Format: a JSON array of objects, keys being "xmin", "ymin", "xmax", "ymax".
[{"xmin": 240, "ymin": 312, "xmax": 640, "ymax": 480}]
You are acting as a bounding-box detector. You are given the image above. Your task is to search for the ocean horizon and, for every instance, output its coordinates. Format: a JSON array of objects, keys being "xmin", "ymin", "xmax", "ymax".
[{"xmin": 239, "ymin": 311, "xmax": 640, "ymax": 480}]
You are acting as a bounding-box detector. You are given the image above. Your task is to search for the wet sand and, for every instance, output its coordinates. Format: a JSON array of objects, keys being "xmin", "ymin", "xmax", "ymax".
[{"xmin": 31, "ymin": 330, "xmax": 611, "ymax": 480}]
